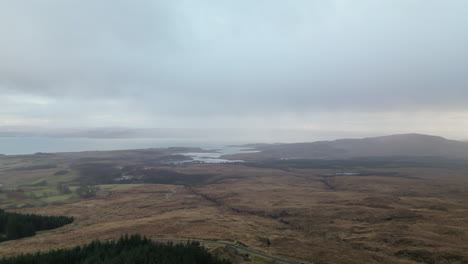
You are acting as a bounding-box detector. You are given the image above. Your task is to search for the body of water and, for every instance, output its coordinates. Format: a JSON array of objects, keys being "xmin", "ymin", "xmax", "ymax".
[
  {"xmin": 176, "ymin": 147, "xmax": 259, "ymax": 164},
  {"xmin": 0, "ymin": 137, "xmax": 249, "ymax": 156}
]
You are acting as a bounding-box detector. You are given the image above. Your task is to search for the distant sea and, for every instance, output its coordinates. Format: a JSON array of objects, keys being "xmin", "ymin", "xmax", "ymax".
[{"xmin": 0, "ymin": 137, "xmax": 248, "ymax": 155}]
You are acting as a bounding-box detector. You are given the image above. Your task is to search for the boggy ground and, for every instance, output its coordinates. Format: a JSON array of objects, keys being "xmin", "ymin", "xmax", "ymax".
[{"xmin": 1, "ymin": 164, "xmax": 468, "ymax": 264}]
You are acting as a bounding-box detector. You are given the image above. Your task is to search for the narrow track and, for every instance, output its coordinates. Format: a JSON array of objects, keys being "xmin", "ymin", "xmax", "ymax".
[{"xmin": 0, "ymin": 187, "xmax": 308, "ymax": 264}]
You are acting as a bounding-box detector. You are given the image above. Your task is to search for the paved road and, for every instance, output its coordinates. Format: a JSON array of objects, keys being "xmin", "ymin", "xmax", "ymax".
[{"xmin": 153, "ymin": 238, "xmax": 303, "ymax": 264}]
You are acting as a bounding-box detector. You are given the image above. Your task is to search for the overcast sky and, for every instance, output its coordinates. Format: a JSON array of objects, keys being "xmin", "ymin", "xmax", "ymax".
[{"xmin": 1, "ymin": 0, "xmax": 467, "ymax": 140}]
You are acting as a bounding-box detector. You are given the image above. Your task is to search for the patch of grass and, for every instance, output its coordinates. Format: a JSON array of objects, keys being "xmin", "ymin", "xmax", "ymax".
[
  {"xmin": 29, "ymin": 187, "xmax": 59, "ymax": 197},
  {"xmin": 20, "ymin": 178, "xmax": 48, "ymax": 187},
  {"xmin": 33, "ymin": 169, "xmax": 79, "ymax": 187},
  {"xmin": 9, "ymin": 164, "xmax": 58, "ymax": 171},
  {"xmin": 0, "ymin": 182, "xmax": 81, "ymax": 209},
  {"xmin": 41, "ymin": 194, "xmax": 77, "ymax": 204}
]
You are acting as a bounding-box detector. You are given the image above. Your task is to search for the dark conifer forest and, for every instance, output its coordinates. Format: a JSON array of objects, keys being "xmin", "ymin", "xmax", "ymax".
[
  {"xmin": 0, "ymin": 209, "xmax": 73, "ymax": 241},
  {"xmin": 0, "ymin": 234, "xmax": 232, "ymax": 264}
]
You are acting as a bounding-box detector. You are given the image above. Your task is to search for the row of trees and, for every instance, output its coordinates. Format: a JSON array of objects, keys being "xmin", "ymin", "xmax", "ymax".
[
  {"xmin": 75, "ymin": 184, "xmax": 100, "ymax": 198},
  {"xmin": 56, "ymin": 182, "xmax": 72, "ymax": 194},
  {"xmin": 0, "ymin": 234, "xmax": 231, "ymax": 264},
  {"xmin": 0, "ymin": 209, "xmax": 73, "ymax": 241},
  {"xmin": 57, "ymin": 182, "xmax": 100, "ymax": 198}
]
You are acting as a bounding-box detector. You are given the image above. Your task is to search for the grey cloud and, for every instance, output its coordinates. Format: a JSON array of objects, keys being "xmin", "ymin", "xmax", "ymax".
[{"xmin": 0, "ymin": 0, "xmax": 467, "ymax": 132}]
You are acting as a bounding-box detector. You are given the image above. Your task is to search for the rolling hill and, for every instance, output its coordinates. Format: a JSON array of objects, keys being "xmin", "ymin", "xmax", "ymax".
[{"xmin": 228, "ymin": 134, "xmax": 468, "ymax": 160}]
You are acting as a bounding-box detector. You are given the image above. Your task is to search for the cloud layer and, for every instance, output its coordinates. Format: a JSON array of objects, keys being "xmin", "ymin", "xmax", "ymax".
[{"xmin": 1, "ymin": 0, "xmax": 467, "ymax": 139}]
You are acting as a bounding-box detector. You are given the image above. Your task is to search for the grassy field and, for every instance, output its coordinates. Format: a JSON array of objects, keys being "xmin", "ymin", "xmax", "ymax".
[{"xmin": 0, "ymin": 147, "xmax": 194, "ymax": 209}]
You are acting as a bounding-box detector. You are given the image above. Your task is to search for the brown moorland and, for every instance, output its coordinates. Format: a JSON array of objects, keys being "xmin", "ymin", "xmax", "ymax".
[{"xmin": 0, "ymin": 162, "xmax": 467, "ymax": 264}]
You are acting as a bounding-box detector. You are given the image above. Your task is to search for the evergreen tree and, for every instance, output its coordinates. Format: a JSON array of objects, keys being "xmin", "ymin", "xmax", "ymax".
[
  {"xmin": 0, "ymin": 209, "xmax": 73, "ymax": 242},
  {"xmin": 0, "ymin": 235, "xmax": 232, "ymax": 264}
]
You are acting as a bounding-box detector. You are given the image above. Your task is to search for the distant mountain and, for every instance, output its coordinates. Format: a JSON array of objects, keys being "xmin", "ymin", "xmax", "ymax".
[{"xmin": 231, "ymin": 134, "xmax": 468, "ymax": 160}]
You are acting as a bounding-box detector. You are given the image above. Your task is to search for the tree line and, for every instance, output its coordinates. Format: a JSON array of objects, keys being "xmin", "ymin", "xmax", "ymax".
[
  {"xmin": 0, "ymin": 209, "xmax": 73, "ymax": 241},
  {"xmin": 0, "ymin": 234, "xmax": 232, "ymax": 264}
]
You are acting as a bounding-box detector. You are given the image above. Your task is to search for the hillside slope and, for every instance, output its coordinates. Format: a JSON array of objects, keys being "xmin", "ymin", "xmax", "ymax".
[{"xmin": 230, "ymin": 134, "xmax": 468, "ymax": 160}]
